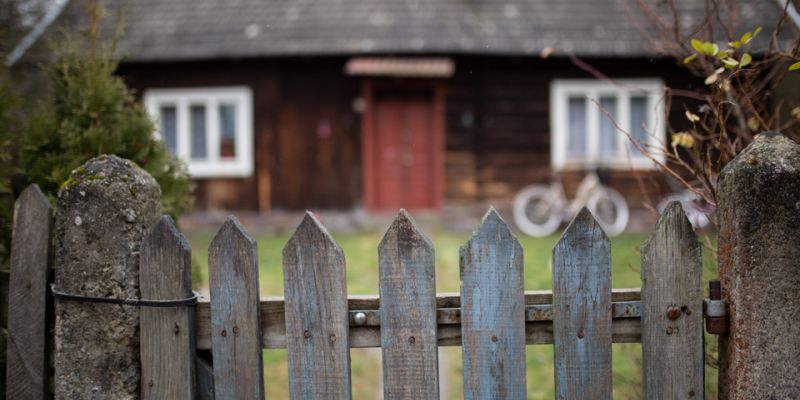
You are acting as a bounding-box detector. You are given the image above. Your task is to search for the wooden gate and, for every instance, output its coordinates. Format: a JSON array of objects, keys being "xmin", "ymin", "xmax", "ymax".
[{"xmin": 5, "ymin": 184, "xmax": 704, "ymax": 399}]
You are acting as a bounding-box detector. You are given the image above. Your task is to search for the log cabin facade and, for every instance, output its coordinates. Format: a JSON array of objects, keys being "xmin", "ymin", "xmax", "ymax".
[
  {"xmin": 120, "ymin": 56, "xmax": 698, "ymax": 212},
  {"xmin": 46, "ymin": 0, "xmax": 786, "ymax": 213}
]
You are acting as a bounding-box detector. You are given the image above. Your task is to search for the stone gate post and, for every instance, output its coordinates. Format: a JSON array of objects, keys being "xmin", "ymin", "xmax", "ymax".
[{"xmin": 717, "ymin": 132, "xmax": 800, "ymax": 399}]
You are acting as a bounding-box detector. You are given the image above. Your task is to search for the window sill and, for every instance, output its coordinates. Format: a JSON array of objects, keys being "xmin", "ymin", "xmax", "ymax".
[
  {"xmin": 187, "ymin": 161, "xmax": 253, "ymax": 178},
  {"xmin": 555, "ymin": 159, "xmax": 660, "ymax": 171}
]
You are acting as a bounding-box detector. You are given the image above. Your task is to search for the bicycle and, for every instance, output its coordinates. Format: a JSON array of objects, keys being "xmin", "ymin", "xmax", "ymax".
[{"xmin": 512, "ymin": 171, "xmax": 629, "ymax": 237}]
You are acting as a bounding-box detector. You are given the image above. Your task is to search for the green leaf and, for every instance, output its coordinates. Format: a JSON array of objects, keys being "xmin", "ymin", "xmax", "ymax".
[
  {"xmin": 722, "ymin": 58, "xmax": 739, "ymax": 68},
  {"xmin": 789, "ymin": 61, "xmax": 800, "ymax": 72},
  {"xmin": 741, "ymin": 32, "xmax": 752, "ymax": 44},
  {"xmin": 754, "ymin": 26, "xmax": 762, "ymax": 37},
  {"xmin": 691, "ymin": 39, "xmax": 704, "ymax": 53},
  {"xmin": 729, "ymin": 40, "xmax": 741, "ymax": 49},
  {"xmin": 716, "ymin": 49, "xmax": 731, "ymax": 59},
  {"xmin": 740, "ymin": 53, "xmax": 752, "ymax": 68},
  {"xmin": 702, "ymin": 42, "xmax": 719, "ymax": 56},
  {"xmin": 683, "ymin": 54, "xmax": 697, "ymax": 64}
]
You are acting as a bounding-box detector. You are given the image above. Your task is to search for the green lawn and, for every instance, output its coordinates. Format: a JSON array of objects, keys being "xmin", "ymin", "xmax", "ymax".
[{"xmin": 186, "ymin": 227, "xmax": 718, "ymax": 399}]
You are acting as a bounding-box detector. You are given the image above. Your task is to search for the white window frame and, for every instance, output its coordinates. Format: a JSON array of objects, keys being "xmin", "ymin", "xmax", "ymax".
[
  {"xmin": 144, "ymin": 86, "xmax": 254, "ymax": 178},
  {"xmin": 550, "ymin": 79, "xmax": 666, "ymax": 170}
]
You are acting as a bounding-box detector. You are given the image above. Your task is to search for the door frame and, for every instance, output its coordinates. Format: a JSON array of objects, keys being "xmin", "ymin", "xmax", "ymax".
[{"xmin": 361, "ymin": 79, "xmax": 445, "ymax": 211}]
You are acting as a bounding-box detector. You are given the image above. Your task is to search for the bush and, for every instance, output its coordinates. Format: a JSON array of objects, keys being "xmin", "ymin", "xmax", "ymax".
[
  {"xmin": 1, "ymin": 5, "xmax": 194, "ymax": 265},
  {"xmin": 21, "ymin": 38, "xmax": 193, "ymax": 212}
]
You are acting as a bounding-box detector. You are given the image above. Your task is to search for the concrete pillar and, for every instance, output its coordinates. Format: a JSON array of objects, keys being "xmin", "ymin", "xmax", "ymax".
[
  {"xmin": 53, "ymin": 155, "xmax": 161, "ymax": 399},
  {"xmin": 717, "ymin": 132, "xmax": 800, "ymax": 399}
]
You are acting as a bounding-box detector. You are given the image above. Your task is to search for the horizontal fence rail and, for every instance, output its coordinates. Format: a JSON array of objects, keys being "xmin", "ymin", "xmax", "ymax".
[{"xmin": 193, "ymin": 289, "xmax": 643, "ymax": 350}]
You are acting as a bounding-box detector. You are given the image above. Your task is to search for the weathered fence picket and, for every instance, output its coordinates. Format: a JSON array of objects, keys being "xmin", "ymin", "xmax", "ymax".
[
  {"xmin": 378, "ymin": 210, "xmax": 439, "ymax": 399},
  {"xmin": 641, "ymin": 202, "xmax": 704, "ymax": 399},
  {"xmin": 209, "ymin": 216, "xmax": 264, "ymax": 400},
  {"xmin": 6, "ymin": 185, "xmax": 52, "ymax": 400},
  {"xmin": 459, "ymin": 209, "xmax": 527, "ymax": 399},
  {"xmin": 140, "ymin": 215, "xmax": 196, "ymax": 399},
  {"xmin": 283, "ymin": 212, "xmax": 351, "ymax": 399},
  {"xmin": 553, "ymin": 208, "xmax": 612, "ymax": 400}
]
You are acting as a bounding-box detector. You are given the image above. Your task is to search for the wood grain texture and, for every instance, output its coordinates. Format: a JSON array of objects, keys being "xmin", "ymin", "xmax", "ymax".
[
  {"xmin": 209, "ymin": 216, "xmax": 264, "ymax": 400},
  {"xmin": 140, "ymin": 215, "xmax": 196, "ymax": 399},
  {"xmin": 553, "ymin": 208, "xmax": 612, "ymax": 400},
  {"xmin": 459, "ymin": 208, "xmax": 526, "ymax": 399},
  {"xmin": 283, "ymin": 212, "xmax": 351, "ymax": 399},
  {"xmin": 193, "ymin": 289, "xmax": 642, "ymax": 349},
  {"xmin": 641, "ymin": 202, "xmax": 704, "ymax": 399},
  {"xmin": 6, "ymin": 185, "xmax": 52, "ymax": 400},
  {"xmin": 378, "ymin": 210, "xmax": 439, "ymax": 399}
]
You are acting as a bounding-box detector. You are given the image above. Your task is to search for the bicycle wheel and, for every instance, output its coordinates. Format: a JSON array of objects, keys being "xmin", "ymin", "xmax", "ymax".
[
  {"xmin": 512, "ymin": 185, "xmax": 563, "ymax": 237},
  {"xmin": 586, "ymin": 188, "xmax": 629, "ymax": 236}
]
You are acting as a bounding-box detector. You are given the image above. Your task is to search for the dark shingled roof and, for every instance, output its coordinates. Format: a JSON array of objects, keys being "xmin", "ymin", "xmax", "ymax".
[{"xmin": 69, "ymin": 0, "xmax": 788, "ymax": 62}]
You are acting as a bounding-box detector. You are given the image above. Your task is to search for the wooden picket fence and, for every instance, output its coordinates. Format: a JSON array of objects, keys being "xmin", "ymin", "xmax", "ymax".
[{"xmin": 4, "ymin": 184, "xmax": 705, "ymax": 399}]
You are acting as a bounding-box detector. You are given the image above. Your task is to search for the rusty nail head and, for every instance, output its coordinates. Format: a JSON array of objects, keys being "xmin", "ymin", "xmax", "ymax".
[
  {"xmin": 408, "ymin": 336, "xmax": 415, "ymax": 344},
  {"xmin": 491, "ymin": 335, "xmax": 498, "ymax": 342},
  {"xmin": 148, "ymin": 381, "xmax": 154, "ymax": 387},
  {"xmin": 667, "ymin": 306, "xmax": 681, "ymax": 320},
  {"xmin": 666, "ymin": 327, "xmax": 674, "ymax": 335},
  {"xmin": 232, "ymin": 326, "xmax": 239, "ymax": 334},
  {"xmin": 329, "ymin": 334, "xmax": 336, "ymax": 343},
  {"xmin": 577, "ymin": 331, "xmax": 584, "ymax": 339},
  {"xmin": 173, "ymin": 324, "xmax": 180, "ymax": 334},
  {"xmin": 304, "ymin": 330, "xmax": 311, "ymax": 338},
  {"xmin": 220, "ymin": 329, "xmax": 227, "ymax": 337}
]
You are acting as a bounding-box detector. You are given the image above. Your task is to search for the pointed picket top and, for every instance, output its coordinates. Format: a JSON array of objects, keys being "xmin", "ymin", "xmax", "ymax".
[
  {"xmin": 284, "ymin": 211, "xmax": 343, "ymax": 261},
  {"xmin": 210, "ymin": 215, "xmax": 256, "ymax": 254},
  {"xmin": 379, "ymin": 208, "xmax": 433, "ymax": 250},
  {"xmin": 141, "ymin": 215, "xmax": 191, "ymax": 296},
  {"xmin": 15, "ymin": 184, "xmax": 51, "ymax": 217},
  {"xmin": 643, "ymin": 201, "xmax": 698, "ymax": 252},
  {"xmin": 143, "ymin": 215, "xmax": 190, "ymax": 257},
  {"xmin": 558, "ymin": 207, "xmax": 608, "ymax": 246},
  {"xmin": 463, "ymin": 206, "xmax": 520, "ymax": 252}
]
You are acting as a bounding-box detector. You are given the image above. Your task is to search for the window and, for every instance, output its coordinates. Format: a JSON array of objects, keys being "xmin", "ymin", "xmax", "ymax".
[
  {"xmin": 550, "ymin": 79, "xmax": 665, "ymax": 170},
  {"xmin": 144, "ymin": 87, "xmax": 253, "ymax": 178}
]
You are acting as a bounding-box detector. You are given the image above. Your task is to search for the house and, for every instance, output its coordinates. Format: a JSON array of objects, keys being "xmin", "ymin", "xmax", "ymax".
[{"xmin": 12, "ymin": 0, "xmax": 788, "ymax": 217}]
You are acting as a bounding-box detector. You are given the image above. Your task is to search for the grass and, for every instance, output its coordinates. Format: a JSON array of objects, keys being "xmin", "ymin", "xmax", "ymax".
[{"xmin": 186, "ymin": 227, "xmax": 718, "ymax": 399}]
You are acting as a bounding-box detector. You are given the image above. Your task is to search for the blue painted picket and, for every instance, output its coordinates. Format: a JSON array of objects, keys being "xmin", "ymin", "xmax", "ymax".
[
  {"xmin": 553, "ymin": 208, "xmax": 612, "ymax": 399},
  {"xmin": 459, "ymin": 209, "xmax": 527, "ymax": 399}
]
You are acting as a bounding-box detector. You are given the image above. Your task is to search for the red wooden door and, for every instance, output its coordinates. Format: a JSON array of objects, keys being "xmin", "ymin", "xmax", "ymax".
[{"xmin": 365, "ymin": 92, "xmax": 443, "ymax": 211}]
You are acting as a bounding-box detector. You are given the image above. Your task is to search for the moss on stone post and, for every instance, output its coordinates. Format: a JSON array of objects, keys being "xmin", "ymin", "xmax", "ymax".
[
  {"xmin": 53, "ymin": 155, "xmax": 161, "ymax": 399},
  {"xmin": 717, "ymin": 132, "xmax": 800, "ymax": 399}
]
